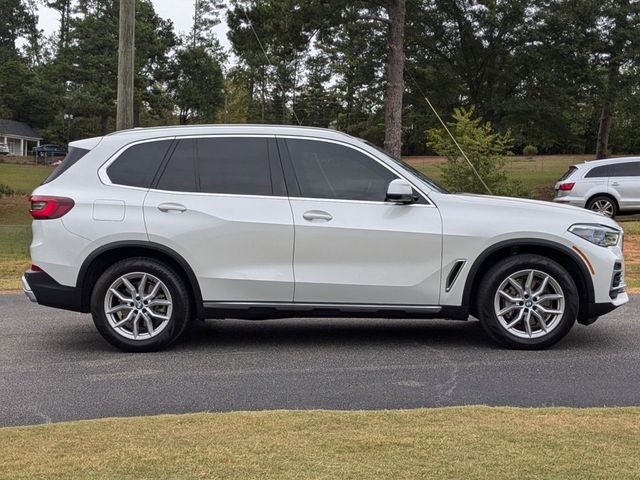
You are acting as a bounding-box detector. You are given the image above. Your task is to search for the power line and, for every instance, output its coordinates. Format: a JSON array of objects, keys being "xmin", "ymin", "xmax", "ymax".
[{"xmin": 242, "ymin": 8, "xmax": 302, "ymax": 125}]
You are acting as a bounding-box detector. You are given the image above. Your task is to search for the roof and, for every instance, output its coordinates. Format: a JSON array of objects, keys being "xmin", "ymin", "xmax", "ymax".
[
  {"xmin": 104, "ymin": 124, "xmax": 353, "ymax": 142},
  {"xmin": 0, "ymin": 119, "xmax": 42, "ymax": 139},
  {"xmin": 574, "ymin": 156, "xmax": 640, "ymax": 168}
]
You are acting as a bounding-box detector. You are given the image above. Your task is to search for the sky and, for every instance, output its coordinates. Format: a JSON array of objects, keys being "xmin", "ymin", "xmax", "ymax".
[{"xmin": 36, "ymin": 0, "xmax": 232, "ymax": 50}]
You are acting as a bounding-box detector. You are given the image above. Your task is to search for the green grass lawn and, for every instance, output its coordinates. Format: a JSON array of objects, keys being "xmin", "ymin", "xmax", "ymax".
[
  {"xmin": 1, "ymin": 407, "xmax": 639, "ymax": 480},
  {"xmin": 0, "ymin": 162, "xmax": 53, "ymax": 194}
]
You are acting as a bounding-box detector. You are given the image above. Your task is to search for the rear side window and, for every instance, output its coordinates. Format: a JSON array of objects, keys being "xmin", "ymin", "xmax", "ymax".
[
  {"xmin": 156, "ymin": 139, "xmax": 197, "ymax": 192},
  {"xmin": 42, "ymin": 147, "xmax": 89, "ymax": 184},
  {"xmin": 610, "ymin": 161, "xmax": 640, "ymax": 177},
  {"xmin": 107, "ymin": 140, "xmax": 172, "ymax": 188},
  {"xmin": 584, "ymin": 165, "xmax": 610, "ymax": 178},
  {"xmin": 197, "ymin": 137, "xmax": 272, "ymax": 196},
  {"xmin": 558, "ymin": 166, "xmax": 577, "ymax": 182},
  {"xmin": 286, "ymin": 139, "xmax": 397, "ymax": 202}
]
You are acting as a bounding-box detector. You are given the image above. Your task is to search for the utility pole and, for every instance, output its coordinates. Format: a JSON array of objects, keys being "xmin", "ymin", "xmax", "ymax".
[{"xmin": 116, "ymin": 0, "xmax": 135, "ymax": 131}]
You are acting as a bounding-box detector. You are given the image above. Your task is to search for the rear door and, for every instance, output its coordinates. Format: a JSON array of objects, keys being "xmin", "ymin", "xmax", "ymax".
[
  {"xmin": 280, "ymin": 137, "xmax": 443, "ymax": 306},
  {"xmin": 609, "ymin": 161, "xmax": 640, "ymax": 210},
  {"xmin": 143, "ymin": 136, "xmax": 295, "ymax": 302}
]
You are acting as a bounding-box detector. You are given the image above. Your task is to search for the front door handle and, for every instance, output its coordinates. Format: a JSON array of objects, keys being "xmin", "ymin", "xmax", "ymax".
[
  {"xmin": 302, "ymin": 210, "xmax": 333, "ymax": 222},
  {"xmin": 158, "ymin": 202, "xmax": 187, "ymax": 213}
]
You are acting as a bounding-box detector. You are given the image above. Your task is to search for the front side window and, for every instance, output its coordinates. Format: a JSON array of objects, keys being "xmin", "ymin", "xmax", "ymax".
[
  {"xmin": 610, "ymin": 161, "xmax": 640, "ymax": 177},
  {"xmin": 286, "ymin": 139, "xmax": 398, "ymax": 201},
  {"xmin": 107, "ymin": 140, "xmax": 172, "ymax": 188}
]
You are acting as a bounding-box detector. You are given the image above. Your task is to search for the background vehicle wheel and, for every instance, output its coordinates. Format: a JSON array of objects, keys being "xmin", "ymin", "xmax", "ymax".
[
  {"xmin": 476, "ymin": 254, "xmax": 578, "ymax": 349},
  {"xmin": 91, "ymin": 258, "xmax": 191, "ymax": 352},
  {"xmin": 586, "ymin": 195, "xmax": 617, "ymax": 217}
]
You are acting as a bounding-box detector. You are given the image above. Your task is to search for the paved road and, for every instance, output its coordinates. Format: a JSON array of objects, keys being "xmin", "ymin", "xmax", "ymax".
[{"xmin": 1, "ymin": 294, "xmax": 639, "ymax": 427}]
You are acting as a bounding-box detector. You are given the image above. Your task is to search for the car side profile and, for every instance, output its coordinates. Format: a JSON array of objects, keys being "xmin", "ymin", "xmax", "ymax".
[
  {"xmin": 32, "ymin": 144, "xmax": 67, "ymax": 158},
  {"xmin": 23, "ymin": 125, "xmax": 627, "ymax": 351},
  {"xmin": 553, "ymin": 157, "xmax": 640, "ymax": 217}
]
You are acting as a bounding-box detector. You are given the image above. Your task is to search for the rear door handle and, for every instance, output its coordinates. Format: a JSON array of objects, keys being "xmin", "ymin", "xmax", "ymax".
[
  {"xmin": 611, "ymin": 182, "xmax": 620, "ymax": 186},
  {"xmin": 158, "ymin": 202, "xmax": 187, "ymax": 213},
  {"xmin": 302, "ymin": 210, "xmax": 333, "ymax": 222}
]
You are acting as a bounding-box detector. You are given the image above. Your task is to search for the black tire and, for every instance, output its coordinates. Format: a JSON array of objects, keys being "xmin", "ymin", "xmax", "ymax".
[
  {"xmin": 90, "ymin": 257, "xmax": 191, "ymax": 352},
  {"xmin": 586, "ymin": 195, "xmax": 618, "ymax": 218},
  {"xmin": 476, "ymin": 254, "xmax": 578, "ymax": 350}
]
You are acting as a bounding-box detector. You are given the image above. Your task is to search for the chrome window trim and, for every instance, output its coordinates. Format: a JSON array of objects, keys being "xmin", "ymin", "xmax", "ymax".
[{"xmin": 97, "ymin": 132, "xmax": 435, "ymax": 206}]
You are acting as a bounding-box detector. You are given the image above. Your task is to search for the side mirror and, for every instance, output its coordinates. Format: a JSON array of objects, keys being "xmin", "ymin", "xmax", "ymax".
[{"xmin": 386, "ymin": 179, "xmax": 418, "ymax": 204}]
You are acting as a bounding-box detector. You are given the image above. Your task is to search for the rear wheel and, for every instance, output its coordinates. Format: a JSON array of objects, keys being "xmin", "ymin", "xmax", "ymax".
[
  {"xmin": 476, "ymin": 254, "xmax": 578, "ymax": 349},
  {"xmin": 586, "ymin": 195, "xmax": 617, "ymax": 217},
  {"xmin": 91, "ymin": 258, "xmax": 191, "ymax": 352}
]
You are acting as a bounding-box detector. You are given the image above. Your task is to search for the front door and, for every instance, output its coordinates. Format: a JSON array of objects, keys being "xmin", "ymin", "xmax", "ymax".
[{"xmin": 280, "ymin": 137, "xmax": 443, "ymax": 306}]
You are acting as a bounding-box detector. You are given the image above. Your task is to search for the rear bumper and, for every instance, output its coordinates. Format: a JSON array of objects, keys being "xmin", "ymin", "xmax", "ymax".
[{"xmin": 22, "ymin": 270, "xmax": 86, "ymax": 312}]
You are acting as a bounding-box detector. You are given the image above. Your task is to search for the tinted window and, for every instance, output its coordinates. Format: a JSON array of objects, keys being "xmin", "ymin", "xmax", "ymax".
[
  {"xmin": 42, "ymin": 147, "xmax": 89, "ymax": 184},
  {"xmin": 156, "ymin": 139, "xmax": 197, "ymax": 192},
  {"xmin": 197, "ymin": 137, "xmax": 272, "ymax": 196},
  {"xmin": 107, "ymin": 140, "xmax": 172, "ymax": 188},
  {"xmin": 585, "ymin": 165, "xmax": 610, "ymax": 178},
  {"xmin": 286, "ymin": 139, "xmax": 397, "ymax": 201},
  {"xmin": 558, "ymin": 166, "xmax": 577, "ymax": 182},
  {"xmin": 610, "ymin": 161, "xmax": 640, "ymax": 177}
]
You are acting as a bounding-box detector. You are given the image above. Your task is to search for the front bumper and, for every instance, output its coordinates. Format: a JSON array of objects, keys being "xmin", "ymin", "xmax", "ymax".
[{"xmin": 22, "ymin": 270, "xmax": 86, "ymax": 312}]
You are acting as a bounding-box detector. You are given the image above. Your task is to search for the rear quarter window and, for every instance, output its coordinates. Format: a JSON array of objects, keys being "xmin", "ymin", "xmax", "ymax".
[
  {"xmin": 107, "ymin": 140, "xmax": 173, "ymax": 188},
  {"xmin": 558, "ymin": 166, "xmax": 577, "ymax": 182},
  {"xmin": 42, "ymin": 147, "xmax": 90, "ymax": 185}
]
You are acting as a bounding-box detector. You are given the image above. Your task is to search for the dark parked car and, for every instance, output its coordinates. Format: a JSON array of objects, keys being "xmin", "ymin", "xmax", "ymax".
[{"xmin": 32, "ymin": 144, "xmax": 67, "ymax": 158}]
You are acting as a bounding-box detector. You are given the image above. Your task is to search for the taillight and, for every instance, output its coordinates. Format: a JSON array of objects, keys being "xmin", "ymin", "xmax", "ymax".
[
  {"xmin": 29, "ymin": 196, "xmax": 75, "ymax": 219},
  {"xmin": 558, "ymin": 182, "xmax": 575, "ymax": 191}
]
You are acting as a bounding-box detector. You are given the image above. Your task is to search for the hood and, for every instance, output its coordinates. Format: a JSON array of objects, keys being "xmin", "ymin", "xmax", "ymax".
[{"xmin": 452, "ymin": 193, "xmax": 621, "ymax": 230}]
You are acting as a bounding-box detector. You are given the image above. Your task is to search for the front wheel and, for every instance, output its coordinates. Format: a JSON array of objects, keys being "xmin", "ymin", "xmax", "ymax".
[
  {"xmin": 90, "ymin": 258, "xmax": 191, "ymax": 352},
  {"xmin": 476, "ymin": 254, "xmax": 578, "ymax": 349}
]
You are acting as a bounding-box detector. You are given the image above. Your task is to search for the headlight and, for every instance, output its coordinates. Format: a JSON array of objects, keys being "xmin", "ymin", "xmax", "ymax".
[{"xmin": 569, "ymin": 224, "xmax": 620, "ymax": 247}]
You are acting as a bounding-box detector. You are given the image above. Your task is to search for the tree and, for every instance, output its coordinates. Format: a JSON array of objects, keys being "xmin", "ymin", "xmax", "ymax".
[
  {"xmin": 427, "ymin": 107, "xmax": 525, "ymax": 196},
  {"xmin": 169, "ymin": 46, "xmax": 224, "ymax": 124}
]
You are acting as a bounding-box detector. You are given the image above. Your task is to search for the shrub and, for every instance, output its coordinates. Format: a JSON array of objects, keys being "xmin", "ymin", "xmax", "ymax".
[
  {"xmin": 426, "ymin": 107, "xmax": 528, "ymax": 197},
  {"xmin": 523, "ymin": 145, "xmax": 538, "ymax": 156},
  {"xmin": 0, "ymin": 183, "xmax": 14, "ymax": 196}
]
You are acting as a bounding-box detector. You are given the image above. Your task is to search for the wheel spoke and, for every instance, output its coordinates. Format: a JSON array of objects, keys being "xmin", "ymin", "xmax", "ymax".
[
  {"xmin": 141, "ymin": 311, "xmax": 154, "ymax": 336},
  {"xmin": 146, "ymin": 309, "xmax": 169, "ymax": 321},
  {"xmin": 524, "ymin": 311, "xmax": 533, "ymax": 337},
  {"xmin": 106, "ymin": 304, "xmax": 132, "ymax": 315},
  {"xmin": 508, "ymin": 278, "xmax": 525, "ymax": 297},
  {"xmin": 537, "ymin": 305, "xmax": 562, "ymax": 315},
  {"xmin": 109, "ymin": 288, "xmax": 133, "ymax": 304},
  {"xmin": 505, "ymin": 309, "xmax": 525, "ymax": 329},
  {"xmin": 122, "ymin": 277, "xmax": 137, "ymax": 296},
  {"xmin": 147, "ymin": 299, "xmax": 171, "ymax": 308},
  {"xmin": 113, "ymin": 309, "xmax": 135, "ymax": 327},
  {"xmin": 138, "ymin": 273, "xmax": 148, "ymax": 297},
  {"xmin": 537, "ymin": 293, "xmax": 563, "ymax": 303},
  {"xmin": 532, "ymin": 276, "xmax": 549, "ymax": 297},
  {"xmin": 524, "ymin": 271, "xmax": 535, "ymax": 295},
  {"xmin": 498, "ymin": 304, "xmax": 520, "ymax": 316},
  {"xmin": 132, "ymin": 311, "xmax": 141, "ymax": 339},
  {"xmin": 498, "ymin": 290, "xmax": 521, "ymax": 303},
  {"xmin": 531, "ymin": 309, "xmax": 548, "ymax": 333},
  {"xmin": 143, "ymin": 282, "xmax": 161, "ymax": 301}
]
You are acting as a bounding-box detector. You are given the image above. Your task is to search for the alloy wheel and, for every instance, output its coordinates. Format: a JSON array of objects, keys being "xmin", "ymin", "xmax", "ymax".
[
  {"xmin": 493, "ymin": 269, "xmax": 565, "ymax": 339},
  {"xmin": 103, "ymin": 272, "xmax": 173, "ymax": 341},
  {"xmin": 590, "ymin": 199, "xmax": 614, "ymax": 217}
]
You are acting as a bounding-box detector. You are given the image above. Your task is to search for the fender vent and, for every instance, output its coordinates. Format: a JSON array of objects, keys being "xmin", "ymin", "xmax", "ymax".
[{"xmin": 445, "ymin": 260, "xmax": 466, "ymax": 292}]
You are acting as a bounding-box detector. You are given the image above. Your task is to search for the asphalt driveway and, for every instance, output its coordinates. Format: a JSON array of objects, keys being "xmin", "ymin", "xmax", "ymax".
[{"xmin": 1, "ymin": 293, "xmax": 639, "ymax": 427}]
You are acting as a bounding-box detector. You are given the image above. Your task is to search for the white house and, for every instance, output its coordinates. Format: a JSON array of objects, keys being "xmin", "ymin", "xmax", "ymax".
[{"xmin": 0, "ymin": 119, "xmax": 42, "ymax": 156}]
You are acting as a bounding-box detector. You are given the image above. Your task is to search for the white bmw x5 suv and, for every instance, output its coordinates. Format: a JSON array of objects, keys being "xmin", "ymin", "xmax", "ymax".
[{"xmin": 23, "ymin": 125, "xmax": 627, "ymax": 351}]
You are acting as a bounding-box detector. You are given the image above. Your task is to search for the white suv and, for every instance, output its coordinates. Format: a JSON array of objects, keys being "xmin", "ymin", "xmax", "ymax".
[
  {"xmin": 553, "ymin": 157, "xmax": 640, "ymax": 217},
  {"xmin": 23, "ymin": 125, "xmax": 627, "ymax": 351}
]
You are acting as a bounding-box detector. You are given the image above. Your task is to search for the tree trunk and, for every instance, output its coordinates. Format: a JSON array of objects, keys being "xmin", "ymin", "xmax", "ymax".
[
  {"xmin": 383, "ymin": 0, "xmax": 406, "ymax": 158},
  {"xmin": 595, "ymin": 62, "xmax": 619, "ymax": 160}
]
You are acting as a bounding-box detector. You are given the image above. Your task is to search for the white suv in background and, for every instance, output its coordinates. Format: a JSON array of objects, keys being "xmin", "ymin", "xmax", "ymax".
[
  {"xmin": 554, "ymin": 157, "xmax": 640, "ymax": 217},
  {"xmin": 23, "ymin": 125, "xmax": 627, "ymax": 351}
]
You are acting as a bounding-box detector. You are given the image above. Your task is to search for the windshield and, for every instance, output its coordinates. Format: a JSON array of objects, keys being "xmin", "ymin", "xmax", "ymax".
[{"xmin": 362, "ymin": 140, "xmax": 449, "ymax": 194}]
